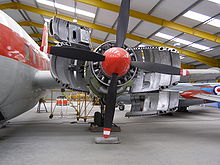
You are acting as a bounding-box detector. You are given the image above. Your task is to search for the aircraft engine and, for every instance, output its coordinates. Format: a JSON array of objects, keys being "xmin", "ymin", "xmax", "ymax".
[
  {"xmin": 49, "ymin": 17, "xmax": 91, "ymax": 92},
  {"xmin": 50, "ymin": 44, "xmax": 90, "ymax": 92},
  {"xmin": 85, "ymin": 41, "xmax": 138, "ymax": 98}
]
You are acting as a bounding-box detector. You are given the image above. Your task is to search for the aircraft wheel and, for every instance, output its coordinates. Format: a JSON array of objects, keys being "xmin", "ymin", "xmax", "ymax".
[
  {"xmin": 49, "ymin": 114, "xmax": 53, "ymax": 119},
  {"xmin": 94, "ymin": 111, "xmax": 103, "ymax": 127},
  {"xmin": 119, "ymin": 105, "xmax": 125, "ymax": 111},
  {"xmin": 176, "ymin": 106, "xmax": 188, "ymax": 112}
]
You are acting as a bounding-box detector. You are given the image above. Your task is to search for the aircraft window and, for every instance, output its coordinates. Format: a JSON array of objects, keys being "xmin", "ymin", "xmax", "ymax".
[
  {"xmin": 32, "ymin": 50, "xmax": 36, "ymax": 65},
  {"xmin": 25, "ymin": 44, "xmax": 30, "ymax": 61}
]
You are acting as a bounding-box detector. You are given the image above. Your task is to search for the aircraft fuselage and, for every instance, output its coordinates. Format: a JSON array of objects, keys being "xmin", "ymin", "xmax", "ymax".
[{"xmin": 0, "ymin": 10, "xmax": 50, "ymax": 121}]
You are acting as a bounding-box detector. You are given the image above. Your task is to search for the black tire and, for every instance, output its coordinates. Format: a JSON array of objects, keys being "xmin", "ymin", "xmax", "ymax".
[
  {"xmin": 94, "ymin": 111, "xmax": 103, "ymax": 127},
  {"xmin": 119, "ymin": 105, "xmax": 125, "ymax": 111},
  {"xmin": 176, "ymin": 106, "xmax": 188, "ymax": 112},
  {"xmin": 49, "ymin": 114, "xmax": 53, "ymax": 119}
]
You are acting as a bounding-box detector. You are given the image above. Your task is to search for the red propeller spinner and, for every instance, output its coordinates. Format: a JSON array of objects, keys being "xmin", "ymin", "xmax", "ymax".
[{"xmin": 101, "ymin": 47, "xmax": 131, "ymax": 77}]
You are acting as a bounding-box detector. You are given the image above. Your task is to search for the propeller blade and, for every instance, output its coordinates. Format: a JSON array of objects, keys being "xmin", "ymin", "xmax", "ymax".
[
  {"xmin": 131, "ymin": 61, "xmax": 181, "ymax": 75},
  {"xmin": 103, "ymin": 73, "xmax": 118, "ymax": 138},
  {"xmin": 115, "ymin": 0, "xmax": 130, "ymax": 47},
  {"xmin": 50, "ymin": 46, "xmax": 105, "ymax": 61}
]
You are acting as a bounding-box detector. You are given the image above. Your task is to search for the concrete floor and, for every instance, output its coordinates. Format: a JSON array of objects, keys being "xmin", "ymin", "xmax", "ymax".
[{"xmin": 1, "ymin": 104, "xmax": 220, "ymax": 165}]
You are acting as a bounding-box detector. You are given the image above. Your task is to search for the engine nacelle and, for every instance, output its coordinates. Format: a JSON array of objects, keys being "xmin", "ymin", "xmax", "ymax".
[
  {"xmin": 50, "ymin": 43, "xmax": 90, "ymax": 92},
  {"xmin": 126, "ymin": 46, "xmax": 181, "ymax": 117},
  {"xmin": 131, "ymin": 46, "xmax": 180, "ymax": 93}
]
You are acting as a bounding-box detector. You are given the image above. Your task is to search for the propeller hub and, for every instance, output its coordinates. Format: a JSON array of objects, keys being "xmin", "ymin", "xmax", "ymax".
[{"xmin": 101, "ymin": 47, "xmax": 131, "ymax": 77}]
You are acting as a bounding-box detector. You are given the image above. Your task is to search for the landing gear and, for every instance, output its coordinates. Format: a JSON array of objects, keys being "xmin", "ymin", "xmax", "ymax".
[
  {"xmin": 119, "ymin": 104, "xmax": 125, "ymax": 111},
  {"xmin": 176, "ymin": 106, "xmax": 189, "ymax": 113},
  {"xmin": 94, "ymin": 111, "xmax": 104, "ymax": 127},
  {"xmin": 49, "ymin": 114, "xmax": 54, "ymax": 119},
  {"xmin": 89, "ymin": 101, "xmax": 121, "ymax": 132},
  {"xmin": 92, "ymin": 100, "xmax": 105, "ymax": 127}
]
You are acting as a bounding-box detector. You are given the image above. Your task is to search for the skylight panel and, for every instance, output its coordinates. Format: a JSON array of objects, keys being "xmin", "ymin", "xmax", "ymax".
[
  {"xmin": 208, "ymin": 18, "xmax": 220, "ymax": 28},
  {"xmin": 190, "ymin": 43, "xmax": 212, "ymax": 51},
  {"xmin": 183, "ymin": 11, "xmax": 210, "ymax": 22},
  {"xmin": 173, "ymin": 38, "xmax": 191, "ymax": 45},
  {"xmin": 155, "ymin": 32, "xmax": 213, "ymax": 51},
  {"xmin": 155, "ymin": 32, "xmax": 173, "ymax": 40},
  {"xmin": 37, "ymin": 0, "xmax": 95, "ymax": 18},
  {"xmin": 208, "ymin": 0, "xmax": 220, "ymax": 5},
  {"xmin": 183, "ymin": 10, "xmax": 220, "ymax": 28}
]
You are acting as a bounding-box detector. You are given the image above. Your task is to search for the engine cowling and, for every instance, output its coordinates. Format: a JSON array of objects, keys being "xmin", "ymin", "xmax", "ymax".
[{"xmin": 50, "ymin": 43, "xmax": 90, "ymax": 92}]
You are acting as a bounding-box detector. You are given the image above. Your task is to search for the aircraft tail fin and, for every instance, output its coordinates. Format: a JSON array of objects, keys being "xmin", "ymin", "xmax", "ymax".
[{"xmin": 40, "ymin": 22, "xmax": 49, "ymax": 53}]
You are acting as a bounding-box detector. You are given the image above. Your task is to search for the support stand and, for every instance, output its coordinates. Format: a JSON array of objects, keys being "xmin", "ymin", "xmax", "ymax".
[
  {"xmin": 89, "ymin": 123, "xmax": 121, "ymax": 132},
  {"xmin": 37, "ymin": 98, "xmax": 48, "ymax": 113},
  {"xmin": 95, "ymin": 136, "xmax": 121, "ymax": 144}
]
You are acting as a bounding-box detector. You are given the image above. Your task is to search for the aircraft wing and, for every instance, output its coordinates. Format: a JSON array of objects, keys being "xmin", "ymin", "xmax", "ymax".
[
  {"xmin": 180, "ymin": 68, "xmax": 220, "ymax": 82},
  {"xmin": 193, "ymin": 93, "xmax": 220, "ymax": 102}
]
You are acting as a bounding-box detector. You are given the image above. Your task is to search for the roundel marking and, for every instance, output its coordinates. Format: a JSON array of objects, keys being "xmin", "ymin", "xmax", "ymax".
[{"xmin": 213, "ymin": 86, "xmax": 220, "ymax": 95}]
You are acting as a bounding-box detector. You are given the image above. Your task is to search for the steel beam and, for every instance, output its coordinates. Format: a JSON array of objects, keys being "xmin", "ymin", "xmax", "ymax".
[
  {"xmin": 29, "ymin": 32, "xmax": 103, "ymax": 45},
  {"xmin": 31, "ymin": 32, "xmax": 195, "ymax": 68},
  {"xmin": 29, "ymin": 33, "xmax": 56, "ymax": 42},
  {"xmin": 74, "ymin": 0, "xmax": 220, "ymax": 44},
  {"xmin": 19, "ymin": 21, "xmax": 43, "ymax": 28},
  {"xmin": 181, "ymin": 63, "xmax": 196, "ymax": 69},
  {"xmin": 1, "ymin": 2, "xmax": 220, "ymax": 67},
  {"xmin": 36, "ymin": 41, "xmax": 55, "ymax": 46}
]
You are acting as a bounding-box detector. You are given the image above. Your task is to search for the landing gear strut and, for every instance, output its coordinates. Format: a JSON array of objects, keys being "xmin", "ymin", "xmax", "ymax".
[{"xmin": 89, "ymin": 101, "xmax": 121, "ymax": 132}]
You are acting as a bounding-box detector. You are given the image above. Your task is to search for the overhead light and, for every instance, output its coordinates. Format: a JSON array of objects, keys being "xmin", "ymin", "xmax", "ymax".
[
  {"xmin": 36, "ymin": 0, "xmax": 95, "ymax": 18},
  {"xmin": 183, "ymin": 10, "xmax": 220, "ymax": 28},
  {"xmin": 155, "ymin": 32, "xmax": 213, "ymax": 51},
  {"xmin": 208, "ymin": 0, "xmax": 220, "ymax": 5}
]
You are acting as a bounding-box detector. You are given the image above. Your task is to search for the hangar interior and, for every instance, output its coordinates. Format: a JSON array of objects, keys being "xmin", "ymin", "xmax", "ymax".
[
  {"xmin": 1, "ymin": 0, "xmax": 220, "ymax": 165},
  {"xmin": 1, "ymin": 0, "xmax": 220, "ymax": 69}
]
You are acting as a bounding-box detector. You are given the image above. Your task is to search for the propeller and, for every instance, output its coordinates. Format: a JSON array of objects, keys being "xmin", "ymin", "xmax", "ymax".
[
  {"xmin": 115, "ymin": 0, "xmax": 130, "ymax": 47},
  {"xmin": 50, "ymin": 46, "xmax": 105, "ymax": 61},
  {"xmin": 102, "ymin": 0, "xmax": 131, "ymax": 138},
  {"xmin": 103, "ymin": 73, "xmax": 118, "ymax": 138},
  {"xmin": 131, "ymin": 61, "xmax": 181, "ymax": 75}
]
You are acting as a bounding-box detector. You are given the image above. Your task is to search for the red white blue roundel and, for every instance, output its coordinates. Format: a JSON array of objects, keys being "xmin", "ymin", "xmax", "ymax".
[{"xmin": 213, "ymin": 86, "xmax": 220, "ymax": 95}]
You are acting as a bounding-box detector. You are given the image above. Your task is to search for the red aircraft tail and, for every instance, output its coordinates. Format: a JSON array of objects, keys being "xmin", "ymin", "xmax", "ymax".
[{"xmin": 40, "ymin": 22, "xmax": 49, "ymax": 53}]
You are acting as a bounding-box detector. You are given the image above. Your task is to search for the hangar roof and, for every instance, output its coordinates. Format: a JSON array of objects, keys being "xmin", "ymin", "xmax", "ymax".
[{"xmin": 0, "ymin": 0, "xmax": 220, "ymax": 68}]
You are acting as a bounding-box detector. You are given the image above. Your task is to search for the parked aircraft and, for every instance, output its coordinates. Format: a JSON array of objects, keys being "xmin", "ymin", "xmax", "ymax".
[
  {"xmin": 117, "ymin": 83, "xmax": 220, "ymax": 113},
  {"xmin": 0, "ymin": 0, "xmax": 220, "ymax": 138},
  {"xmin": 0, "ymin": 10, "xmax": 58, "ymax": 127}
]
